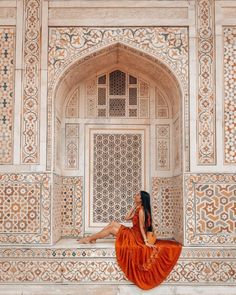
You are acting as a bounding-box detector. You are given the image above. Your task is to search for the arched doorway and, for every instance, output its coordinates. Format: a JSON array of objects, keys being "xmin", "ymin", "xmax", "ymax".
[{"xmin": 53, "ymin": 44, "xmax": 183, "ymax": 242}]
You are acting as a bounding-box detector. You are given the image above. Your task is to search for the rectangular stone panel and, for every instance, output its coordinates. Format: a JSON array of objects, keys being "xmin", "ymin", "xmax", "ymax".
[
  {"xmin": 0, "ymin": 27, "xmax": 15, "ymax": 164},
  {"xmin": 0, "ymin": 173, "xmax": 51, "ymax": 244},
  {"xmin": 185, "ymin": 174, "xmax": 236, "ymax": 246}
]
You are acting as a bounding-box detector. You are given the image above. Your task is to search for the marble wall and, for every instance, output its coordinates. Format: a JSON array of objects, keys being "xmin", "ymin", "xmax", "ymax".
[{"xmin": 0, "ymin": 0, "xmax": 235, "ymax": 286}]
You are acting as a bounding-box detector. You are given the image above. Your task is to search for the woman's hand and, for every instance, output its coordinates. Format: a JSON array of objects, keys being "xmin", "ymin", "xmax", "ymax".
[{"xmin": 145, "ymin": 241, "xmax": 157, "ymax": 248}]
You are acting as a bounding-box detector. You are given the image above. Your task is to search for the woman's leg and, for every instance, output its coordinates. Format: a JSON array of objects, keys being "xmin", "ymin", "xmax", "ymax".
[{"xmin": 78, "ymin": 221, "xmax": 121, "ymax": 243}]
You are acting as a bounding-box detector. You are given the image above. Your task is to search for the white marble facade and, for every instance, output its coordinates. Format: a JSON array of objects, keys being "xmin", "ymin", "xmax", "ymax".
[{"xmin": 0, "ymin": 0, "xmax": 235, "ymax": 290}]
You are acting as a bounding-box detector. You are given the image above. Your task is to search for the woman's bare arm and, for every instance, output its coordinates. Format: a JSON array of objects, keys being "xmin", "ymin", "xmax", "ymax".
[
  {"xmin": 139, "ymin": 209, "xmax": 155, "ymax": 248},
  {"xmin": 124, "ymin": 206, "xmax": 136, "ymax": 221},
  {"xmin": 138, "ymin": 208, "xmax": 147, "ymax": 242}
]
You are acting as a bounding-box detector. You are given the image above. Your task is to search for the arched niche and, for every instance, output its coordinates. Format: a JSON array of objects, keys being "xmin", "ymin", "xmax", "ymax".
[{"xmin": 52, "ymin": 44, "xmax": 183, "ymax": 243}]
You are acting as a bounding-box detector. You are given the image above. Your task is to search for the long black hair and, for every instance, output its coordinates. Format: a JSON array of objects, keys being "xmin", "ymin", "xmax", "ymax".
[{"xmin": 140, "ymin": 191, "xmax": 153, "ymax": 231}]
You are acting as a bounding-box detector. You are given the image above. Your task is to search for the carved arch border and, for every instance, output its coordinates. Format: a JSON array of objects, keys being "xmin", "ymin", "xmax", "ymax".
[{"xmin": 47, "ymin": 28, "xmax": 189, "ymax": 170}]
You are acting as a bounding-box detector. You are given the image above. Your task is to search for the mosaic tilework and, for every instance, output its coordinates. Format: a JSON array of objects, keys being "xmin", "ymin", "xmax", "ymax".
[
  {"xmin": 92, "ymin": 133, "xmax": 142, "ymax": 224},
  {"xmin": 21, "ymin": 0, "xmax": 41, "ymax": 163},
  {"xmin": 185, "ymin": 174, "xmax": 236, "ymax": 246},
  {"xmin": 48, "ymin": 27, "xmax": 189, "ymax": 170},
  {"xmin": 152, "ymin": 176, "xmax": 183, "ymax": 239},
  {"xmin": 61, "ymin": 176, "xmax": 83, "ymax": 237},
  {"xmin": 0, "ymin": 182, "xmax": 40, "ymax": 234},
  {"xmin": 0, "ymin": 28, "xmax": 15, "ymax": 164},
  {"xmin": 196, "ymin": 0, "xmax": 216, "ymax": 164},
  {"xmin": 0, "ymin": 246, "xmax": 235, "ymax": 284},
  {"xmin": 0, "ymin": 173, "xmax": 51, "ymax": 244},
  {"xmin": 224, "ymin": 27, "xmax": 236, "ymax": 164},
  {"xmin": 52, "ymin": 174, "xmax": 62, "ymax": 244},
  {"xmin": 156, "ymin": 125, "xmax": 170, "ymax": 170},
  {"xmin": 65, "ymin": 124, "xmax": 79, "ymax": 169}
]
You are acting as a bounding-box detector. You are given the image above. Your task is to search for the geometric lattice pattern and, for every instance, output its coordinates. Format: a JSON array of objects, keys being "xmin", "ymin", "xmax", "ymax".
[
  {"xmin": 185, "ymin": 174, "xmax": 236, "ymax": 246},
  {"xmin": 224, "ymin": 27, "xmax": 236, "ymax": 164},
  {"xmin": 0, "ymin": 173, "xmax": 51, "ymax": 244},
  {"xmin": 0, "ymin": 28, "xmax": 15, "ymax": 164},
  {"xmin": 87, "ymin": 71, "xmax": 149, "ymax": 118},
  {"xmin": 152, "ymin": 176, "xmax": 183, "ymax": 240},
  {"xmin": 52, "ymin": 174, "xmax": 62, "ymax": 243},
  {"xmin": 196, "ymin": 0, "xmax": 216, "ymax": 164},
  {"xmin": 61, "ymin": 176, "xmax": 83, "ymax": 237},
  {"xmin": 92, "ymin": 133, "xmax": 142, "ymax": 224},
  {"xmin": 21, "ymin": 0, "xmax": 41, "ymax": 163},
  {"xmin": 0, "ymin": 183, "xmax": 40, "ymax": 233},
  {"xmin": 196, "ymin": 183, "xmax": 236, "ymax": 235}
]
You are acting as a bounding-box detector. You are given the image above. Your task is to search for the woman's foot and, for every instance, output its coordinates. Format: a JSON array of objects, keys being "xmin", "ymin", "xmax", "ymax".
[{"xmin": 77, "ymin": 237, "xmax": 96, "ymax": 244}]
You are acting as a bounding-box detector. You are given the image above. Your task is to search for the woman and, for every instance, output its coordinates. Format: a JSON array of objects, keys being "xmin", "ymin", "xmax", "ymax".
[{"xmin": 78, "ymin": 191, "xmax": 182, "ymax": 290}]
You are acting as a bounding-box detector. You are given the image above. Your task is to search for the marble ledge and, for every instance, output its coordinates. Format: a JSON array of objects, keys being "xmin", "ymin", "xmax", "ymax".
[
  {"xmin": 0, "ymin": 285, "xmax": 236, "ymax": 295},
  {"xmin": 0, "ymin": 239, "xmax": 235, "ymax": 259}
]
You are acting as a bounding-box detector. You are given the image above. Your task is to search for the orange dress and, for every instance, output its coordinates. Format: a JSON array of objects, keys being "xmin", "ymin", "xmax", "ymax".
[{"xmin": 115, "ymin": 207, "xmax": 182, "ymax": 290}]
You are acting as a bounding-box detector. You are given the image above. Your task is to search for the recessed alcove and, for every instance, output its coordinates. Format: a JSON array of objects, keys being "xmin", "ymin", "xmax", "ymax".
[{"xmin": 52, "ymin": 44, "xmax": 183, "ymax": 244}]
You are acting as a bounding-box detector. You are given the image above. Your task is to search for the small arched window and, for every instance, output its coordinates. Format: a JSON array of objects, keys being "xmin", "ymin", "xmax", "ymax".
[{"xmin": 86, "ymin": 69, "xmax": 150, "ymax": 118}]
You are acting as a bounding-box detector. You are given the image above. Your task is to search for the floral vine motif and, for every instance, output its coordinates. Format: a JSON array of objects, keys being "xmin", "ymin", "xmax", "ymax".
[
  {"xmin": 48, "ymin": 27, "xmax": 188, "ymax": 81},
  {"xmin": 197, "ymin": 0, "xmax": 216, "ymax": 164},
  {"xmin": 22, "ymin": 0, "xmax": 41, "ymax": 163}
]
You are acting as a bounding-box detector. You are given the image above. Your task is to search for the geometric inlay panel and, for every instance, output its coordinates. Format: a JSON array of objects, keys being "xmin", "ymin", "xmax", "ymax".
[
  {"xmin": 224, "ymin": 27, "xmax": 236, "ymax": 164},
  {"xmin": 61, "ymin": 176, "xmax": 83, "ymax": 237},
  {"xmin": 0, "ymin": 183, "xmax": 40, "ymax": 233},
  {"xmin": 196, "ymin": 183, "xmax": 236, "ymax": 235},
  {"xmin": 21, "ymin": 0, "xmax": 41, "ymax": 163},
  {"xmin": 0, "ymin": 173, "xmax": 51, "ymax": 244},
  {"xmin": 92, "ymin": 133, "xmax": 142, "ymax": 224},
  {"xmin": 0, "ymin": 28, "xmax": 15, "ymax": 164},
  {"xmin": 152, "ymin": 176, "xmax": 183, "ymax": 240},
  {"xmin": 185, "ymin": 174, "xmax": 236, "ymax": 246},
  {"xmin": 196, "ymin": 0, "xmax": 216, "ymax": 164}
]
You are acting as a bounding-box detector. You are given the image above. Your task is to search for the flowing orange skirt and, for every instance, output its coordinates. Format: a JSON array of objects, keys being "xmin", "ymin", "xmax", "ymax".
[{"xmin": 115, "ymin": 225, "xmax": 182, "ymax": 290}]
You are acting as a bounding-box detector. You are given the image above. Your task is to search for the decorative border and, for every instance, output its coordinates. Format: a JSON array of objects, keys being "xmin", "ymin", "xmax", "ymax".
[
  {"xmin": 185, "ymin": 173, "xmax": 236, "ymax": 246},
  {"xmin": 21, "ymin": 0, "xmax": 41, "ymax": 163},
  {"xmin": 223, "ymin": 27, "xmax": 236, "ymax": 164},
  {"xmin": 0, "ymin": 247, "xmax": 235, "ymax": 284},
  {"xmin": 47, "ymin": 27, "xmax": 189, "ymax": 171},
  {"xmin": 196, "ymin": 0, "xmax": 216, "ymax": 164},
  {"xmin": 0, "ymin": 27, "xmax": 15, "ymax": 164},
  {"xmin": 0, "ymin": 173, "xmax": 51, "ymax": 244}
]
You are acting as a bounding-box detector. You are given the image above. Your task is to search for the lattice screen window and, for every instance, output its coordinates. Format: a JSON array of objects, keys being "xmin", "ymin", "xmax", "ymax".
[
  {"xmin": 65, "ymin": 88, "xmax": 80, "ymax": 118},
  {"xmin": 86, "ymin": 70, "xmax": 150, "ymax": 118},
  {"xmin": 92, "ymin": 133, "xmax": 142, "ymax": 223},
  {"xmin": 155, "ymin": 88, "xmax": 169, "ymax": 119}
]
